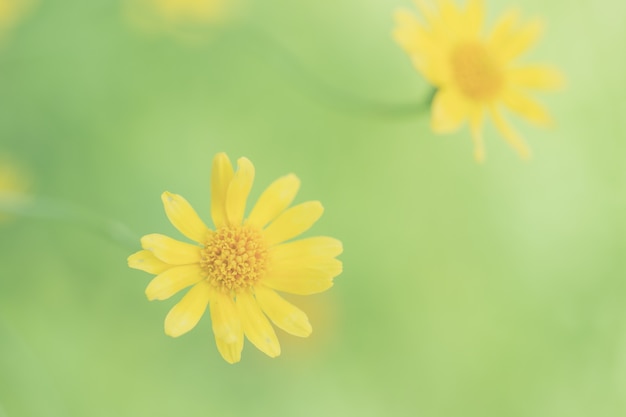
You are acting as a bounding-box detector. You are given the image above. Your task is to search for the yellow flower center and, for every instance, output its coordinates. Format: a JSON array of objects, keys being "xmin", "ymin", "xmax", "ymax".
[
  {"xmin": 201, "ymin": 226, "xmax": 268, "ymax": 293},
  {"xmin": 451, "ymin": 42, "xmax": 503, "ymax": 101}
]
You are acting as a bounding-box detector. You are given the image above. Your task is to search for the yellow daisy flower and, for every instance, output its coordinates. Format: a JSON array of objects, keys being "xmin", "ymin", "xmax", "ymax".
[
  {"xmin": 393, "ymin": 0, "xmax": 564, "ymax": 161},
  {"xmin": 128, "ymin": 153, "xmax": 343, "ymax": 363}
]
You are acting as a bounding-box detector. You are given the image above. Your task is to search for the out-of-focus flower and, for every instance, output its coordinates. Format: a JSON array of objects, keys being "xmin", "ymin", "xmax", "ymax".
[
  {"xmin": 128, "ymin": 153, "xmax": 343, "ymax": 363},
  {"xmin": 394, "ymin": 0, "xmax": 564, "ymax": 161},
  {"xmin": 123, "ymin": 0, "xmax": 236, "ymax": 41},
  {"xmin": 0, "ymin": 0, "xmax": 33, "ymax": 40},
  {"xmin": 0, "ymin": 154, "xmax": 30, "ymax": 223}
]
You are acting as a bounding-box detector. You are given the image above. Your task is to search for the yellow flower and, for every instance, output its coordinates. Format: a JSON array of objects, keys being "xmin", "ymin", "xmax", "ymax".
[
  {"xmin": 393, "ymin": 0, "xmax": 564, "ymax": 161},
  {"xmin": 128, "ymin": 153, "xmax": 343, "ymax": 363}
]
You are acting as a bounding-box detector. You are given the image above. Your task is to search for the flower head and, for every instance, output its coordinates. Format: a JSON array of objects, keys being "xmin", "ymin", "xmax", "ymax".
[
  {"xmin": 128, "ymin": 153, "xmax": 343, "ymax": 363},
  {"xmin": 394, "ymin": 0, "xmax": 564, "ymax": 161}
]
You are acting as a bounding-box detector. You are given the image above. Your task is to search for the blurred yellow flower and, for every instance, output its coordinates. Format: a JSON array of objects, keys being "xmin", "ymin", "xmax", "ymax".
[
  {"xmin": 123, "ymin": 0, "xmax": 234, "ymax": 41},
  {"xmin": 128, "ymin": 153, "xmax": 342, "ymax": 363},
  {"xmin": 0, "ymin": 0, "xmax": 33, "ymax": 39},
  {"xmin": 394, "ymin": 0, "xmax": 564, "ymax": 161},
  {"xmin": 0, "ymin": 154, "xmax": 30, "ymax": 223}
]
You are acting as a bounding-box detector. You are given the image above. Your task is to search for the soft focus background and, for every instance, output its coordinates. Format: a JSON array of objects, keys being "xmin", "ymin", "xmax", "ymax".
[{"xmin": 1, "ymin": 0, "xmax": 625, "ymax": 416}]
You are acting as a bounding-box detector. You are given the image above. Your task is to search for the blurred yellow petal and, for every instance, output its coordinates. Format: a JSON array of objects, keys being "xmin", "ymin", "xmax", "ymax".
[
  {"xmin": 469, "ymin": 107, "xmax": 486, "ymax": 163},
  {"xmin": 127, "ymin": 250, "xmax": 171, "ymax": 274},
  {"xmin": 502, "ymin": 90, "xmax": 553, "ymax": 127},
  {"xmin": 246, "ymin": 174, "xmax": 300, "ymax": 229},
  {"xmin": 462, "ymin": 0, "xmax": 484, "ymax": 38},
  {"xmin": 164, "ymin": 281, "xmax": 211, "ymax": 337},
  {"xmin": 263, "ymin": 201, "xmax": 324, "ymax": 246},
  {"xmin": 431, "ymin": 89, "xmax": 470, "ymax": 133},
  {"xmin": 141, "ymin": 233, "xmax": 201, "ymax": 264},
  {"xmin": 225, "ymin": 157, "xmax": 255, "ymax": 227},
  {"xmin": 209, "ymin": 290, "xmax": 244, "ymax": 364},
  {"xmin": 161, "ymin": 192, "xmax": 211, "ymax": 244},
  {"xmin": 255, "ymin": 286, "xmax": 312, "ymax": 337},
  {"xmin": 488, "ymin": 9, "xmax": 519, "ymax": 51},
  {"xmin": 145, "ymin": 265, "xmax": 204, "ymax": 301},
  {"xmin": 263, "ymin": 258, "xmax": 342, "ymax": 295},
  {"xmin": 489, "ymin": 106, "xmax": 531, "ymax": 159},
  {"xmin": 270, "ymin": 237, "xmax": 343, "ymax": 263},
  {"xmin": 497, "ymin": 18, "xmax": 544, "ymax": 62},
  {"xmin": 211, "ymin": 152, "xmax": 234, "ymax": 229},
  {"xmin": 509, "ymin": 66, "xmax": 565, "ymax": 90},
  {"xmin": 236, "ymin": 290, "xmax": 280, "ymax": 358}
]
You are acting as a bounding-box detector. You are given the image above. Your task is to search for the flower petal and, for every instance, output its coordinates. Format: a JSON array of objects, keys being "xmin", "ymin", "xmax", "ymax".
[
  {"xmin": 262, "ymin": 201, "xmax": 324, "ymax": 246},
  {"xmin": 469, "ymin": 107, "xmax": 486, "ymax": 163},
  {"xmin": 235, "ymin": 290, "xmax": 280, "ymax": 358},
  {"xmin": 161, "ymin": 192, "xmax": 211, "ymax": 244},
  {"xmin": 508, "ymin": 66, "xmax": 565, "ymax": 90},
  {"xmin": 164, "ymin": 281, "xmax": 211, "ymax": 338},
  {"xmin": 497, "ymin": 18, "xmax": 544, "ymax": 63},
  {"xmin": 141, "ymin": 234, "xmax": 201, "ymax": 265},
  {"xmin": 145, "ymin": 264, "xmax": 205, "ymax": 301},
  {"xmin": 255, "ymin": 286, "xmax": 312, "ymax": 337},
  {"xmin": 246, "ymin": 174, "xmax": 300, "ymax": 229},
  {"xmin": 462, "ymin": 0, "xmax": 484, "ymax": 38},
  {"xmin": 270, "ymin": 237, "xmax": 343, "ymax": 263},
  {"xmin": 209, "ymin": 290, "xmax": 244, "ymax": 364},
  {"xmin": 263, "ymin": 258, "xmax": 342, "ymax": 295},
  {"xmin": 127, "ymin": 250, "xmax": 171, "ymax": 274},
  {"xmin": 502, "ymin": 89, "xmax": 553, "ymax": 127},
  {"xmin": 211, "ymin": 152, "xmax": 234, "ymax": 229},
  {"xmin": 489, "ymin": 106, "xmax": 531, "ymax": 159},
  {"xmin": 431, "ymin": 89, "xmax": 470, "ymax": 134},
  {"xmin": 226, "ymin": 157, "xmax": 255, "ymax": 227}
]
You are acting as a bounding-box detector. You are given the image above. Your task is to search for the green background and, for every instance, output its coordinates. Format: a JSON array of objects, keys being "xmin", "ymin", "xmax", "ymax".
[{"xmin": 1, "ymin": 0, "xmax": 625, "ymax": 416}]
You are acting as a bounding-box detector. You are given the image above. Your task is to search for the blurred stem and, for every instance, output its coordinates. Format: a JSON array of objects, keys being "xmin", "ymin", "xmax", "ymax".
[
  {"xmin": 0, "ymin": 193, "xmax": 138, "ymax": 250},
  {"xmin": 249, "ymin": 25, "xmax": 435, "ymax": 118}
]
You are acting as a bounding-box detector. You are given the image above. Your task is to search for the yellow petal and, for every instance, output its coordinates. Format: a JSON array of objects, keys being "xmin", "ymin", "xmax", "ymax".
[
  {"xmin": 263, "ymin": 258, "xmax": 342, "ymax": 295},
  {"xmin": 127, "ymin": 250, "xmax": 171, "ymax": 274},
  {"xmin": 236, "ymin": 290, "xmax": 280, "ymax": 358},
  {"xmin": 469, "ymin": 107, "xmax": 486, "ymax": 163},
  {"xmin": 161, "ymin": 192, "xmax": 211, "ymax": 244},
  {"xmin": 431, "ymin": 89, "xmax": 470, "ymax": 134},
  {"xmin": 488, "ymin": 9, "xmax": 519, "ymax": 51},
  {"xmin": 209, "ymin": 290, "xmax": 244, "ymax": 364},
  {"xmin": 508, "ymin": 66, "xmax": 565, "ymax": 90},
  {"xmin": 211, "ymin": 152, "xmax": 234, "ymax": 229},
  {"xmin": 497, "ymin": 18, "xmax": 544, "ymax": 63},
  {"xmin": 145, "ymin": 265, "xmax": 204, "ymax": 301},
  {"xmin": 164, "ymin": 281, "xmax": 211, "ymax": 337},
  {"xmin": 141, "ymin": 234, "xmax": 201, "ymax": 265},
  {"xmin": 255, "ymin": 286, "xmax": 312, "ymax": 337},
  {"xmin": 462, "ymin": 0, "xmax": 484, "ymax": 38},
  {"xmin": 270, "ymin": 237, "xmax": 343, "ymax": 263},
  {"xmin": 225, "ymin": 157, "xmax": 255, "ymax": 226},
  {"xmin": 263, "ymin": 201, "xmax": 324, "ymax": 246},
  {"xmin": 489, "ymin": 106, "xmax": 531, "ymax": 159},
  {"xmin": 502, "ymin": 90, "xmax": 553, "ymax": 127},
  {"xmin": 246, "ymin": 174, "xmax": 300, "ymax": 229}
]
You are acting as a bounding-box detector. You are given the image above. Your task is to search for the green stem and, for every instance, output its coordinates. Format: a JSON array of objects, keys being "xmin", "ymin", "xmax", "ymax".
[
  {"xmin": 249, "ymin": 25, "xmax": 435, "ymax": 118},
  {"xmin": 0, "ymin": 193, "xmax": 138, "ymax": 250}
]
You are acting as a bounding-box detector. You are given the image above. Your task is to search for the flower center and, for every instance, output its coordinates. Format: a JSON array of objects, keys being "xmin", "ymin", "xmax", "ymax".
[
  {"xmin": 200, "ymin": 226, "xmax": 268, "ymax": 293},
  {"xmin": 451, "ymin": 42, "xmax": 503, "ymax": 101}
]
